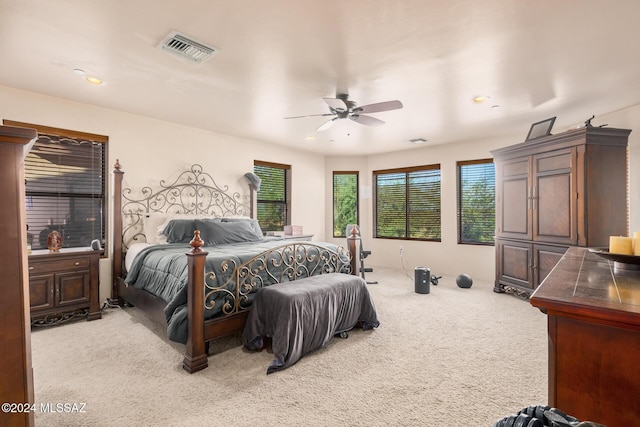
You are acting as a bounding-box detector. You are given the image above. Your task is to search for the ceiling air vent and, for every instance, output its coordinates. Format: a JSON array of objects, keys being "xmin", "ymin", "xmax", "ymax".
[{"xmin": 158, "ymin": 31, "xmax": 218, "ymax": 63}]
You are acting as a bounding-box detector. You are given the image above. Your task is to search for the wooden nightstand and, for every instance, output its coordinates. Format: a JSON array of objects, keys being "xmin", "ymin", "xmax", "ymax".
[{"xmin": 28, "ymin": 249, "xmax": 102, "ymax": 326}]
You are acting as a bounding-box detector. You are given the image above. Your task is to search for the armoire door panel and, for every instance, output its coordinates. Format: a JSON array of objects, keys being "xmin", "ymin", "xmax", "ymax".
[
  {"xmin": 534, "ymin": 245, "xmax": 567, "ymax": 287},
  {"xmin": 502, "ymin": 159, "xmax": 529, "ymax": 177},
  {"xmin": 533, "ymin": 148, "xmax": 576, "ymax": 245},
  {"xmin": 536, "ymin": 173, "xmax": 572, "ymax": 240},
  {"xmin": 535, "ymin": 150, "xmax": 572, "ymax": 172},
  {"xmin": 498, "ymin": 240, "xmax": 532, "ymax": 289},
  {"xmin": 501, "ymin": 178, "xmax": 530, "ymax": 237}
]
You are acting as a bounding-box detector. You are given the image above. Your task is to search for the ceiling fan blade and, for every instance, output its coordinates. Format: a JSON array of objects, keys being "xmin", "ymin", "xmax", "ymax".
[
  {"xmin": 284, "ymin": 113, "xmax": 334, "ymax": 119},
  {"xmin": 322, "ymin": 97, "xmax": 349, "ymax": 112},
  {"xmin": 355, "ymin": 100, "xmax": 403, "ymax": 114},
  {"xmin": 350, "ymin": 114, "xmax": 385, "ymax": 127},
  {"xmin": 316, "ymin": 118, "xmax": 337, "ymax": 131}
]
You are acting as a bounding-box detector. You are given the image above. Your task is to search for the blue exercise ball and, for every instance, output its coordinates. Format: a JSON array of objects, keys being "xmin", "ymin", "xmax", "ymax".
[{"xmin": 456, "ymin": 273, "xmax": 473, "ymax": 288}]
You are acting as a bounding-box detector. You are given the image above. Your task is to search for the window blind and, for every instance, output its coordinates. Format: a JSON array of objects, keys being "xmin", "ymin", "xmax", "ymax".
[
  {"xmin": 457, "ymin": 159, "xmax": 495, "ymax": 245},
  {"xmin": 374, "ymin": 165, "xmax": 441, "ymax": 241},
  {"xmin": 254, "ymin": 161, "xmax": 291, "ymax": 232},
  {"xmin": 25, "ymin": 134, "xmax": 105, "ymax": 250}
]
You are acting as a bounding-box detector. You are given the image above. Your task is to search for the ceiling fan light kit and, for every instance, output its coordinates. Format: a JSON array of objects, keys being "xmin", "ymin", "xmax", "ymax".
[{"xmin": 285, "ymin": 94, "xmax": 403, "ymax": 132}]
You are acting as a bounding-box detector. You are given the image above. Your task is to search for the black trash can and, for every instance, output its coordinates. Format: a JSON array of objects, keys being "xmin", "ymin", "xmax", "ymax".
[{"xmin": 415, "ymin": 267, "xmax": 430, "ymax": 294}]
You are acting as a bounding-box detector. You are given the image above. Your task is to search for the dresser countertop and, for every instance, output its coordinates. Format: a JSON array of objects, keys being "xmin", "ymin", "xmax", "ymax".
[{"xmin": 530, "ymin": 246, "xmax": 640, "ymax": 325}]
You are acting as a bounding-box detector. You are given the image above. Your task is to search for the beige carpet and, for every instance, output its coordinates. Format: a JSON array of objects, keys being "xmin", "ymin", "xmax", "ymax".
[{"xmin": 31, "ymin": 268, "xmax": 548, "ymax": 426}]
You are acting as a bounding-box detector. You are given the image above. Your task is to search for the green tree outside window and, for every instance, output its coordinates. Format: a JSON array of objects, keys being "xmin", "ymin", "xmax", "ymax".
[{"xmin": 333, "ymin": 172, "xmax": 358, "ymax": 237}]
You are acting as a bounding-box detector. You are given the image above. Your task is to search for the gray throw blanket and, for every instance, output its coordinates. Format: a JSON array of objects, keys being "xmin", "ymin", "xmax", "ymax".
[{"xmin": 242, "ymin": 273, "xmax": 379, "ymax": 374}]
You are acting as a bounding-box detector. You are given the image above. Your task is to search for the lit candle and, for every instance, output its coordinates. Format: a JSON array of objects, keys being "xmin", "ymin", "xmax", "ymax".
[
  {"xmin": 633, "ymin": 232, "xmax": 640, "ymax": 256},
  {"xmin": 610, "ymin": 236, "xmax": 633, "ymax": 255}
]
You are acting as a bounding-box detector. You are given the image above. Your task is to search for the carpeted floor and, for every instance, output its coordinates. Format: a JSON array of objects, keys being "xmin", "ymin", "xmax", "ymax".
[{"xmin": 30, "ymin": 268, "xmax": 548, "ymax": 426}]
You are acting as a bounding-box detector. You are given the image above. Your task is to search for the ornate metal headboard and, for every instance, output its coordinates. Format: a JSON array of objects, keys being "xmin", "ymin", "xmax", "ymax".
[{"xmin": 119, "ymin": 163, "xmax": 251, "ymax": 250}]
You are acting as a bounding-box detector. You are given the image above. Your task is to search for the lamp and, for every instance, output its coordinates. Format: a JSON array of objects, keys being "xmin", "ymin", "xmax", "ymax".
[{"xmin": 244, "ymin": 172, "xmax": 261, "ymax": 192}]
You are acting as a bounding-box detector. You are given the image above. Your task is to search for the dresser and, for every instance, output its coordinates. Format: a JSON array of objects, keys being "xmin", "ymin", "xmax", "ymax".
[
  {"xmin": 28, "ymin": 249, "xmax": 102, "ymax": 325},
  {"xmin": 491, "ymin": 126, "xmax": 630, "ymax": 296},
  {"xmin": 530, "ymin": 247, "xmax": 640, "ymax": 426}
]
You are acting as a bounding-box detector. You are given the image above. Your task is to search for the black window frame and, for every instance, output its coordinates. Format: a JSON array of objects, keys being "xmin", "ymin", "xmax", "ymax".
[
  {"xmin": 332, "ymin": 171, "xmax": 359, "ymax": 238},
  {"xmin": 456, "ymin": 158, "xmax": 496, "ymax": 245},
  {"xmin": 373, "ymin": 164, "xmax": 441, "ymax": 241}
]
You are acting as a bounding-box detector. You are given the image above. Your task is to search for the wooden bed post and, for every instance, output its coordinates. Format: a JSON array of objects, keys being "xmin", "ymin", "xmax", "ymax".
[
  {"xmin": 111, "ymin": 159, "xmax": 124, "ymax": 305},
  {"xmin": 183, "ymin": 231, "xmax": 209, "ymax": 373},
  {"xmin": 347, "ymin": 225, "xmax": 359, "ymax": 276}
]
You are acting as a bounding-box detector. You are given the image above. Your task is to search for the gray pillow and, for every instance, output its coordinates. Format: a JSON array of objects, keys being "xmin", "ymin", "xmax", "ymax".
[
  {"xmin": 220, "ymin": 217, "xmax": 264, "ymax": 237},
  {"xmin": 163, "ymin": 219, "xmax": 197, "ymax": 243},
  {"xmin": 196, "ymin": 218, "xmax": 263, "ymax": 246}
]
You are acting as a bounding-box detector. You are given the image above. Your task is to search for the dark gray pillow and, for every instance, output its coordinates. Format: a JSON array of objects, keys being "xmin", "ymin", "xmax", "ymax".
[
  {"xmin": 196, "ymin": 218, "xmax": 263, "ymax": 246},
  {"xmin": 220, "ymin": 217, "xmax": 264, "ymax": 237},
  {"xmin": 163, "ymin": 219, "xmax": 197, "ymax": 243}
]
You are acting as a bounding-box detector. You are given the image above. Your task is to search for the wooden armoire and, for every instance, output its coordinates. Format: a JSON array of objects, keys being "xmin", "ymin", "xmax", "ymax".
[
  {"xmin": 0, "ymin": 125, "xmax": 37, "ymax": 426},
  {"xmin": 492, "ymin": 126, "xmax": 631, "ymax": 296}
]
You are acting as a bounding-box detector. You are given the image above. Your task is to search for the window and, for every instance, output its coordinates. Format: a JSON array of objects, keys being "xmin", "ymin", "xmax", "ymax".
[
  {"xmin": 6, "ymin": 121, "xmax": 107, "ymax": 251},
  {"xmin": 254, "ymin": 161, "xmax": 291, "ymax": 232},
  {"xmin": 374, "ymin": 165, "xmax": 441, "ymax": 240},
  {"xmin": 333, "ymin": 171, "xmax": 359, "ymax": 237},
  {"xmin": 457, "ymin": 159, "xmax": 495, "ymax": 245}
]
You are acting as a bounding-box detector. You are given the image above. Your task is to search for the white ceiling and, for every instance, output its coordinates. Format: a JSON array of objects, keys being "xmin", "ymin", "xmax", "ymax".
[{"xmin": 2, "ymin": 0, "xmax": 640, "ymax": 155}]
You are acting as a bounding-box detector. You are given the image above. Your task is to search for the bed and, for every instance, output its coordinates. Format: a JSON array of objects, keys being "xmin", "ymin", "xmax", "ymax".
[{"xmin": 111, "ymin": 161, "xmax": 362, "ymax": 373}]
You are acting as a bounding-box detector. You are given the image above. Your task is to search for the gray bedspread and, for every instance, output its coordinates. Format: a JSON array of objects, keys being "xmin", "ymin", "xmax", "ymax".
[
  {"xmin": 242, "ymin": 273, "xmax": 380, "ymax": 374},
  {"xmin": 124, "ymin": 238, "xmax": 349, "ymax": 344}
]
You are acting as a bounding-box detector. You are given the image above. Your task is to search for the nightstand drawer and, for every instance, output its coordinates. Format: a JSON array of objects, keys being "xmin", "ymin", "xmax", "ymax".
[{"xmin": 28, "ymin": 257, "xmax": 90, "ymax": 275}]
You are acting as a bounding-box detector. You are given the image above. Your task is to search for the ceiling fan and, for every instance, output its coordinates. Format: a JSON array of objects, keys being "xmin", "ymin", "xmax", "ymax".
[{"xmin": 284, "ymin": 94, "xmax": 403, "ymax": 131}]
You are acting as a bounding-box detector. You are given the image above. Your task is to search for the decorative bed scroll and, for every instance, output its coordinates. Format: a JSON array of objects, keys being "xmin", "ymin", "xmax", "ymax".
[
  {"xmin": 204, "ymin": 242, "xmax": 352, "ymax": 315},
  {"xmin": 119, "ymin": 162, "xmax": 250, "ymax": 250}
]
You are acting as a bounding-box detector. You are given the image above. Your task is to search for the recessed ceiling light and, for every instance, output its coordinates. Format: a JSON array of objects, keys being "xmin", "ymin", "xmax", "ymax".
[
  {"xmin": 86, "ymin": 76, "xmax": 104, "ymax": 85},
  {"xmin": 73, "ymin": 68, "xmax": 104, "ymax": 85},
  {"xmin": 409, "ymin": 138, "xmax": 427, "ymax": 144},
  {"xmin": 473, "ymin": 96, "xmax": 490, "ymax": 103},
  {"xmin": 305, "ymin": 136, "xmax": 315, "ymax": 142}
]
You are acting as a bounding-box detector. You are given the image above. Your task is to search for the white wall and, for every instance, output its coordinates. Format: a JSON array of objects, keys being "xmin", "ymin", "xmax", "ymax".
[
  {"xmin": 598, "ymin": 104, "xmax": 640, "ymax": 234},
  {"xmin": 0, "ymin": 85, "xmax": 325, "ymax": 302}
]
